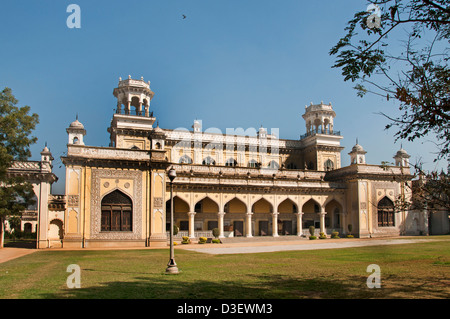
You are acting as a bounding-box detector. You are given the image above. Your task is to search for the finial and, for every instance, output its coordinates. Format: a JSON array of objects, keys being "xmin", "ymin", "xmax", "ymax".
[
  {"xmin": 45, "ymin": 141, "xmax": 47, "ymax": 147},
  {"xmin": 119, "ymin": 76, "xmax": 122, "ymax": 81},
  {"xmin": 76, "ymin": 113, "xmax": 78, "ymax": 120},
  {"xmin": 141, "ymin": 76, "xmax": 144, "ymax": 80},
  {"xmin": 128, "ymin": 75, "xmax": 131, "ymax": 79},
  {"xmin": 356, "ymin": 137, "xmax": 358, "ymax": 145}
]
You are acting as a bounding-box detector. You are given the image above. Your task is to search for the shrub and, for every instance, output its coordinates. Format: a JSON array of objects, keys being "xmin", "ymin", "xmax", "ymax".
[
  {"xmin": 212, "ymin": 228, "xmax": 220, "ymax": 238},
  {"xmin": 212, "ymin": 239, "xmax": 221, "ymax": 244},
  {"xmin": 346, "ymin": 234, "xmax": 354, "ymax": 238},
  {"xmin": 309, "ymin": 235, "xmax": 317, "ymax": 240},
  {"xmin": 198, "ymin": 237, "xmax": 207, "ymax": 244},
  {"xmin": 309, "ymin": 226, "xmax": 315, "ymax": 236},
  {"xmin": 331, "ymin": 231, "xmax": 340, "ymax": 239},
  {"xmin": 319, "ymin": 232, "xmax": 327, "ymax": 239},
  {"xmin": 173, "ymin": 225, "xmax": 179, "ymax": 236},
  {"xmin": 181, "ymin": 236, "xmax": 190, "ymax": 244}
]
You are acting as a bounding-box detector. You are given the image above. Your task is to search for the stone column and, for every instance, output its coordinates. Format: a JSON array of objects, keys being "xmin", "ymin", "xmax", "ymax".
[
  {"xmin": 246, "ymin": 212, "xmax": 253, "ymax": 237},
  {"xmin": 217, "ymin": 211, "xmax": 225, "ymax": 238},
  {"xmin": 188, "ymin": 212, "xmax": 196, "ymax": 239},
  {"xmin": 319, "ymin": 211, "xmax": 327, "ymax": 234},
  {"xmin": 272, "ymin": 212, "xmax": 279, "ymax": 237},
  {"xmin": 296, "ymin": 212, "xmax": 304, "ymax": 236}
]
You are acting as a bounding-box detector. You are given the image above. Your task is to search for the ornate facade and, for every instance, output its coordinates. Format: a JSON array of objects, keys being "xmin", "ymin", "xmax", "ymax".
[{"xmin": 58, "ymin": 76, "xmax": 417, "ymax": 249}]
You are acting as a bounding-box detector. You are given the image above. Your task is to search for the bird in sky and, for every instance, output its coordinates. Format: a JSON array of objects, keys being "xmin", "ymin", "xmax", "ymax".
[{"xmin": 182, "ymin": 14, "xmax": 186, "ymax": 19}]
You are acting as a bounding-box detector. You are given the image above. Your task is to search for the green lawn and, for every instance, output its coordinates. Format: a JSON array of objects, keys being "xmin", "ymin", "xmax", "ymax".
[{"xmin": 0, "ymin": 237, "xmax": 449, "ymax": 299}]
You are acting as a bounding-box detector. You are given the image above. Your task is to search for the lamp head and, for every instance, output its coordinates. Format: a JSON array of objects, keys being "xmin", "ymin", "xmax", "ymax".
[{"xmin": 168, "ymin": 167, "xmax": 176, "ymax": 182}]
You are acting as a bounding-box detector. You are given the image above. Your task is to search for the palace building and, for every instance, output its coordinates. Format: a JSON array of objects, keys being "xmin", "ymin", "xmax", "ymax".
[{"xmin": 40, "ymin": 75, "xmax": 423, "ymax": 249}]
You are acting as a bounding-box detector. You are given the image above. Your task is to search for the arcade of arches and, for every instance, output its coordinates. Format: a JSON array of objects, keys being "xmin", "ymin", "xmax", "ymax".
[{"xmin": 166, "ymin": 194, "xmax": 345, "ymax": 238}]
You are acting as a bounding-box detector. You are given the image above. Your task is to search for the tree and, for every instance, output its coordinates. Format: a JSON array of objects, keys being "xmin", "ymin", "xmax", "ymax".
[
  {"xmin": 330, "ymin": 0, "xmax": 450, "ymax": 161},
  {"xmin": 0, "ymin": 87, "xmax": 39, "ymax": 248}
]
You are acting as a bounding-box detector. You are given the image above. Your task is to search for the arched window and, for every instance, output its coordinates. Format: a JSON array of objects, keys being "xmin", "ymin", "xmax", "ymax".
[
  {"xmin": 202, "ymin": 156, "xmax": 216, "ymax": 166},
  {"xmin": 179, "ymin": 155, "xmax": 193, "ymax": 164},
  {"xmin": 268, "ymin": 160, "xmax": 280, "ymax": 169},
  {"xmin": 324, "ymin": 159, "xmax": 334, "ymax": 171},
  {"xmin": 225, "ymin": 158, "xmax": 237, "ymax": 167},
  {"xmin": 101, "ymin": 190, "xmax": 132, "ymax": 231},
  {"xmin": 377, "ymin": 197, "xmax": 395, "ymax": 227},
  {"xmin": 73, "ymin": 136, "xmax": 79, "ymax": 144},
  {"xmin": 248, "ymin": 159, "xmax": 258, "ymax": 168}
]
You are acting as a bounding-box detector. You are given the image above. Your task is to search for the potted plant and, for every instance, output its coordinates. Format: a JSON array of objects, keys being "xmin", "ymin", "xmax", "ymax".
[{"xmin": 309, "ymin": 226, "xmax": 317, "ymax": 240}]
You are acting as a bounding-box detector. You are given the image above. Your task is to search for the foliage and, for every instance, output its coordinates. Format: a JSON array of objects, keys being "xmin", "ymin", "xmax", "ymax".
[
  {"xmin": 212, "ymin": 239, "xmax": 221, "ymax": 244},
  {"xmin": 181, "ymin": 236, "xmax": 190, "ymax": 244},
  {"xmin": 173, "ymin": 225, "xmax": 179, "ymax": 236},
  {"xmin": 198, "ymin": 237, "xmax": 207, "ymax": 244},
  {"xmin": 330, "ymin": 0, "xmax": 450, "ymax": 161},
  {"xmin": 212, "ymin": 227, "xmax": 220, "ymax": 238},
  {"xmin": 0, "ymin": 87, "xmax": 39, "ymax": 248},
  {"xmin": 319, "ymin": 232, "xmax": 327, "ymax": 239},
  {"xmin": 331, "ymin": 231, "xmax": 340, "ymax": 239},
  {"xmin": 309, "ymin": 235, "xmax": 317, "ymax": 240},
  {"xmin": 309, "ymin": 226, "xmax": 315, "ymax": 236}
]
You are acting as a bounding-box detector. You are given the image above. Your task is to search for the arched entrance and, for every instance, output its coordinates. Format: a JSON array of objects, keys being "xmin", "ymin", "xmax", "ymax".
[
  {"xmin": 253, "ymin": 198, "xmax": 273, "ymax": 236},
  {"xmin": 301, "ymin": 198, "xmax": 321, "ymax": 235},
  {"xmin": 278, "ymin": 198, "xmax": 298, "ymax": 235},
  {"xmin": 101, "ymin": 190, "xmax": 132, "ymax": 231},
  {"xmin": 48, "ymin": 219, "xmax": 63, "ymax": 248},
  {"xmin": 377, "ymin": 197, "xmax": 395, "ymax": 227},
  {"xmin": 224, "ymin": 197, "xmax": 247, "ymax": 237},
  {"xmin": 325, "ymin": 199, "xmax": 343, "ymax": 233}
]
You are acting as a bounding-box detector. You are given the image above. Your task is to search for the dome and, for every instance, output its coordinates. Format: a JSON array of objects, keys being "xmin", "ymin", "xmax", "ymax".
[
  {"xmin": 69, "ymin": 119, "xmax": 84, "ymax": 129},
  {"xmin": 352, "ymin": 144, "xmax": 365, "ymax": 153}
]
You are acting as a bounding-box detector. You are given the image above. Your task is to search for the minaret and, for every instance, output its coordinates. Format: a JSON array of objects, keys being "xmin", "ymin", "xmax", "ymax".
[
  {"xmin": 66, "ymin": 115, "xmax": 86, "ymax": 145},
  {"xmin": 349, "ymin": 139, "xmax": 367, "ymax": 164},
  {"xmin": 302, "ymin": 101, "xmax": 336, "ymax": 135},
  {"xmin": 393, "ymin": 146, "xmax": 410, "ymax": 167},
  {"xmin": 40, "ymin": 143, "xmax": 54, "ymax": 168}
]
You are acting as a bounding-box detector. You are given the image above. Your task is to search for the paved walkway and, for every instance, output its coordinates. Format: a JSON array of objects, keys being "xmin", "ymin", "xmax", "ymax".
[
  {"xmin": 0, "ymin": 248, "xmax": 37, "ymax": 264},
  {"xmin": 182, "ymin": 237, "xmax": 439, "ymax": 255},
  {"xmin": 0, "ymin": 237, "xmax": 446, "ymax": 263}
]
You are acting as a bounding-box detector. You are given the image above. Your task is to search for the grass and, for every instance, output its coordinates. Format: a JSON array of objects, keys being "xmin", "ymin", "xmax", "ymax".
[{"xmin": 0, "ymin": 237, "xmax": 449, "ymax": 299}]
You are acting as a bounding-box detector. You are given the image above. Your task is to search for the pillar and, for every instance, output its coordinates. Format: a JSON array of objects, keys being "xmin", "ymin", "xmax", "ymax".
[
  {"xmin": 218, "ymin": 211, "xmax": 225, "ymax": 238},
  {"xmin": 246, "ymin": 211, "xmax": 253, "ymax": 237},
  {"xmin": 272, "ymin": 212, "xmax": 279, "ymax": 237},
  {"xmin": 188, "ymin": 212, "xmax": 196, "ymax": 239},
  {"xmin": 296, "ymin": 212, "xmax": 304, "ymax": 236},
  {"xmin": 319, "ymin": 210, "xmax": 327, "ymax": 234}
]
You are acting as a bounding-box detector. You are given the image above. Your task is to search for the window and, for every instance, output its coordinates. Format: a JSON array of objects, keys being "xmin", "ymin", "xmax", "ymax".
[
  {"xmin": 248, "ymin": 159, "xmax": 258, "ymax": 168},
  {"xmin": 179, "ymin": 155, "xmax": 192, "ymax": 164},
  {"xmin": 268, "ymin": 160, "xmax": 280, "ymax": 169},
  {"xmin": 202, "ymin": 156, "xmax": 216, "ymax": 166},
  {"xmin": 225, "ymin": 158, "xmax": 237, "ymax": 167},
  {"xmin": 101, "ymin": 190, "xmax": 132, "ymax": 231},
  {"xmin": 324, "ymin": 159, "xmax": 334, "ymax": 171},
  {"xmin": 377, "ymin": 197, "xmax": 395, "ymax": 227}
]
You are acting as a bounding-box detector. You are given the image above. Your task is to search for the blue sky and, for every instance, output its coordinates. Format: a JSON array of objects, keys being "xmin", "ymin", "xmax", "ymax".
[{"xmin": 0, "ymin": 0, "xmax": 446, "ymax": 194}]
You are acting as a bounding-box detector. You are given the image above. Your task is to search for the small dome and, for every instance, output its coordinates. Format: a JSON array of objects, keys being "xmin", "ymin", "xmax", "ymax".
[
  {"xmin": 352, "ymin": 144, "xmax": 365, "ymax": 152},
  {"xmin": 69, "ymin": 119, "xmax": 84, "ymax": 129}
]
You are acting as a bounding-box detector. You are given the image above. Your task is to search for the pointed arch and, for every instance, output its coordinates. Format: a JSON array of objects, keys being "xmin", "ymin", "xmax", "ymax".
[
  {"xmin": 224, "ymin": 197, "xmax": 247, "ymax": 213},
  {"xmin": 101, "ymin": 190, "xmax": 133, "ymax": 231},
  {"xmin": 252, "ymin": 197, "xmax": 273, "ymax": 214},
  {"xmin": 278, "ymin": 198, "xmax": 298, "ymax": 213},
  {"xmin": 377, "ymin": 196, "xmax": 395, "ymax": 227}
]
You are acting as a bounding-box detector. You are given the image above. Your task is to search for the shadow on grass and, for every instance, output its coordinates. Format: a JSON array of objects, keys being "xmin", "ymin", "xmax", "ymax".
[{"xmin": 39, "ymin": 271, "xmax": 449, "ymax": 299}]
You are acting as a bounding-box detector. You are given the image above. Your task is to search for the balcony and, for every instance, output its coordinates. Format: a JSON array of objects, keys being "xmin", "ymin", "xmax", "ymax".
[{"xmin": 300, "ymin": 130, "xmax": 341, "ymax": 140}]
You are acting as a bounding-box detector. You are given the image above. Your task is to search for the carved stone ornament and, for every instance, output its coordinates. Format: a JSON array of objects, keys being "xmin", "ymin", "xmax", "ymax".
[{"xmin": 90, "ymin": 169, "xmax": 143, "ymax": 240}]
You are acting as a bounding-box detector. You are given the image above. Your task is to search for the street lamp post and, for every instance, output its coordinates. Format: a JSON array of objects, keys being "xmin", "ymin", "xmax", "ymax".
[{"xmin": 166, "ymin": 167, "xmax": 179, "ymax": 274}]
